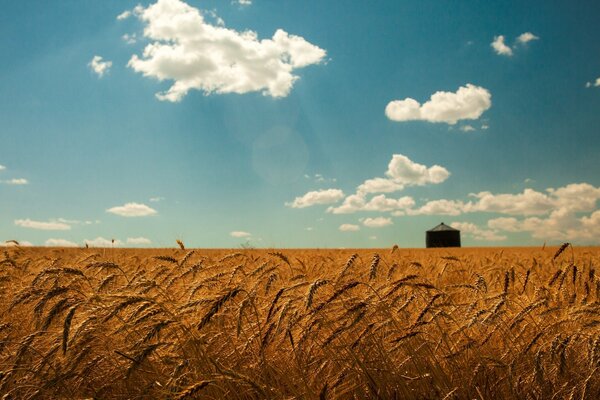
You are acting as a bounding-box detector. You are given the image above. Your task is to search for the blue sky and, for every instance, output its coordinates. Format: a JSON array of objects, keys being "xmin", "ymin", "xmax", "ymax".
[{"xmin": 1, "ymin": 0, "xmax": 600, "ymax": 248}]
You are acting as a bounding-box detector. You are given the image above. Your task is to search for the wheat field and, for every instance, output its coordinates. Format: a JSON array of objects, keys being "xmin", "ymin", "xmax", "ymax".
[{"xmin": 0, "ymin": 245, "xmax": 599, "ymax": 399}]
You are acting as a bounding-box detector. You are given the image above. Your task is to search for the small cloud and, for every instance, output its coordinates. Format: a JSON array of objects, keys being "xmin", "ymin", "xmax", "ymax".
[
  {"xmin": 491, "ymin": 35, "xmax": 513, "ymax": 56},
  {"xmin": 286, "ymin": 189, "xmax": 345, "ymax": 208},
  {"xmin": 481, "ymin": 124, "xmax": 489, "ymax": 130},
  {"xmin": 116, "ymin": 10, "xmax": 132, "ymax": 20},
  {"xmin": 149, "ymin": 196, "xmax": 165, "ymax": 202},
  {"xmin": 460, "ymin": 125, "xmax": 476, "ymax": 132},
  {"xmin": 3, "ymin": 178, "xmax": 28, "ymax": 185},
  {"xmin": 385, "ymin": 84, "xmax": 492, "ymax": 125},
  {"xmin": 339, "ymin": 224, "xmax": 360, "ymax": 232},
  {"xmin": 230, "ymin": 231, "xmax": 251, "ymax": 238},
  {"xmin": 586, "ymin": 78, "xmax": 600, "ymax": 88},
  {"xmin": 15, "ymin": 219, "xmax": 71, "ymax": 231},
  {"xmin": 122, "ymin": 33, "xmax": 137, "ymax": 44},
  {"xmin": 0, "ymin": 164, "xmax": 5, "ymax": 171},
  {"xmin": 361, "ymin": 217, "xmax": 393, "ymax": 228},
  {"xmin": 369, "ymin": 236, "xmax": 377, "ymax": 240},
  {"xmin": 305, "ymin": 227, "xmax": 314, "ymax": 231},
  {"xmin": 524, "ymin": 178, "xmax": 535, "ymax": 184},
  {"xmin": 234, "ymin": 0, "xmax": 252, "ymax": 6},
  {"xmin": 88, "ymin": 56, "xmax": 112, "ymax": 78},
  {"xmin": 85, "ymin": 237, "xmax": 122, "ymax": 247},
  {"xmin": 45, "ymin": 238, "xmax": 78, "ymax": 247},
  {"xmin": 516, "ymin": 32, "xmax": 539, "ymax": 45},
  {"xmin": 127, "ymin": 237, "xmax": 152, "ymax": 245},
  {"xmin": 106, "ymin": 202, "xmax": 157, "ymax": 217}
]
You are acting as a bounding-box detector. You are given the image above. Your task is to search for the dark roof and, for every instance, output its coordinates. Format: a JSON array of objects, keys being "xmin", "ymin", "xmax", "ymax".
[{"xmin": 427, "ymin": 222, "xmax": 459, "ymax": 232}]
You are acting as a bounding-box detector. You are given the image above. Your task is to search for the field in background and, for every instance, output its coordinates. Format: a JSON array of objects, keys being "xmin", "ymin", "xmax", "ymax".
[{"xmin": 1, "ymin": 245, "xmax": 599, "ymax": 399}]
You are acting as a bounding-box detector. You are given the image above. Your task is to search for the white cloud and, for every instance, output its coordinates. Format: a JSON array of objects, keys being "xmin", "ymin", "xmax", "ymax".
[
  {"xmin": 85, "ymin": 237, "xmax": 122, "ymax": 247},
  {"xmin": 406, "ymin": 199, "xmax": 466, "ymax": 216},
  {"xmin": 117, "ymin": 10, "xmax": 132, "ymax": 20},
  {"xmin": 451, "ymin": 222, "xmax": 506, "ymax": 241},
  {"xmin": 0, "ymin": 165, "xmax": 5, "ymax": 171},
  {"xmin": 15, "ymin": 219, "xmax": 71, "ymax": 231},
  {"xmin": 286, "ymin": 189, "xmax": 345, "ymax": 208},
  {"xmin": 385, "ymin": 84, "xmax": 491, "ymax": 125},
  {"xmin": 1, "ymin": 240, "xmax": 33, "ymax": 247},
  {"xmin": 481, "ymin": 124, "xmax": 489, "ymax": 130},
  {"xmin": 586, "ymin": 78, "xmax": 600, "ymax": 88},
  {"xmin": 127, "ymin": 237, "xmax": 152, "ymax": 245},
  {"xmin": 516, "ymin": 32, "xmax": 539, "ymax": 44},
  {"xmin": 357, "ymin": 178, "xmax": 404, "ymax": 195},
  {"xmin": 230, "ymin": 231, "xmax": 251, "ymax": 238},
  {"xmin": 45, "ymin": 239, "xmax": 78, "ymax": 247},
  {"xmin": 328, "ymin": 154, "xmax": 444, "ymax": 214},
  {"xmin": 339, "ymin": 224, "xmax": 359, "ymax": 232},
  {"xmin": 328, "ymin": 194, "xmax": 415, "ymax": 214},
  {"xmin": 327, "ymin": 194, "xmax": 367, "ymax": 214},
  {"xmin": 235, "ymin": 0, "xmax": 252, "ymax": 5},
  {"xmin": 369, "ymin": 236, "xmax": 377, "ymax": 240},
  {"xmin": 127, "ymin": 0, "xmax": 326, "ymax": 101},
  {"xmin": 491, "ymin": 35, "xmax": 513, "ymax": 56},
  {"xmin": 88, "ymin": 56, "xmax": 112, "ymax": 78},
  {"xmin": 3, "ymin": 178, "xmax": 28, "ymax": 185},
  {"xmin": 386, "ymin": 154, "xmax": 450, "ymax": 185},
  {"xmin": 468, "ymin": 189, "xmax": 558, "ymax": 216},
  {"xmin": 122, "ymin": 33, "xmax": 137, "ymax": 44},
  {"xmin": 149, "ymin": 196, "xmax": 165, "ymax": 202},
  {"xmin": 106, "ymin": 202, "xmax": 157, "ymax": 217},
  {"xmin": 460, "ymin": 125, "xmax": 475, "ymax": 132},
  {"xmin": 361, "ymin": 217, "xmax": 393, "ymax": 228}
]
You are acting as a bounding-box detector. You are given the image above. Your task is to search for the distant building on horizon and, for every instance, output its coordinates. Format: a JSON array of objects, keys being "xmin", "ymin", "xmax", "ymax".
[{"xmin": 426, "ymin": 222, "xmax": 461, "ymax": 248}]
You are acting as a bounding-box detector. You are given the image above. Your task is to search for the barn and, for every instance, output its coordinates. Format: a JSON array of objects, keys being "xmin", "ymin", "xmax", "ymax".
[{"xmin": 426, "ymin": 222, "xmax": 461, "ymax": 248}]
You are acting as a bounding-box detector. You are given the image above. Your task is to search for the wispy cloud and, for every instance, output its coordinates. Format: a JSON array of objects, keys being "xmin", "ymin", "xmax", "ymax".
[
  {"xmin": 2, "ymin": 178, "xmax": 28, "ymax": 185},
  {"xmin": 116, "ymin": 10, "xmax": 132, "ymax": 20},
  {"xmin": 339, "ymin": 224, "xmax": 360, "ymax": 232},
  {"xmin": 586, "ymin": 78, "xmax": 600, "ymax": 88},
  {"xmin": 88, "ymin": 55, "xmax": 112, "ymax": 78},
  {"xmin": 85, "ymin": 237, "xmax": 122, "ymax": 247},
  {"xmin": 230, "ymin": 231, "xmax": 251, "ymax": 238},
  {"xmin": 127, "ymin": 237, "xmax": 152, "ymax": 245},
  {"xmin": 0, "ymin": 165, "xmax": 5, "ymax": 171},
  {"xmin": 361, "ymin": 217, "xmax": 393, "ymax": 228},
  {"xmin": 45, "ymin": 238, "xmax": 78, "ymax": 247},
  {"xmin": 516, "ymin": 32, "xmax": 539, "ymax": 45},
  {"xmin": 15, "ymin": 219, "xmax": 71, "ymax": 231},
  {"xmin": 106, "ymin": 202, "xmax": 157, "ymax": 217},
  {"xmin": 126, "ymin": 0, "xmax": 326, "ymax": 101},
  {"xmin": 385, "ymin": 84, "xmax": 491, "ymax": 125}
]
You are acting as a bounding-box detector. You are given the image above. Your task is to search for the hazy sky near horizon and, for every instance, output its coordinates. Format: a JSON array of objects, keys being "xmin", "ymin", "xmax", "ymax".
[{"xmin": 1, "ymin": 0, "xmax": 600, "ymax": 248}]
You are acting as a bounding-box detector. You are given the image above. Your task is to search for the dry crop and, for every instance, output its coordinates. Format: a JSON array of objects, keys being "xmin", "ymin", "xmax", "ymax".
[{"xmin": 0, "ymin": 245, "xmax": 599, "ymax": 399}]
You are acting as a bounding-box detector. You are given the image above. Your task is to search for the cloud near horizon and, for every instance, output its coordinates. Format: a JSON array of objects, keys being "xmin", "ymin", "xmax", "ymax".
[
  {"xmin": 15, "ymin": 219, "xmax": 71, "ymax": 231},
  {"xmin": 385, "ymin": 84, "xmax": 491, "ymax": 125},
  {"xmin": 125, "ymin": 0, "xmax": 326, "ymax": 101},
  {"xmin": 45, "ymin": 238, "xmax": 78, "ymax": 247}
]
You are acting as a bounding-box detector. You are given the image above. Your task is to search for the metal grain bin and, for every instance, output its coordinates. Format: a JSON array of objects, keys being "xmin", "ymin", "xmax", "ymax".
[{"xmin": 426, "ymin": 222, "xmax": 461, "ymax": 248}]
